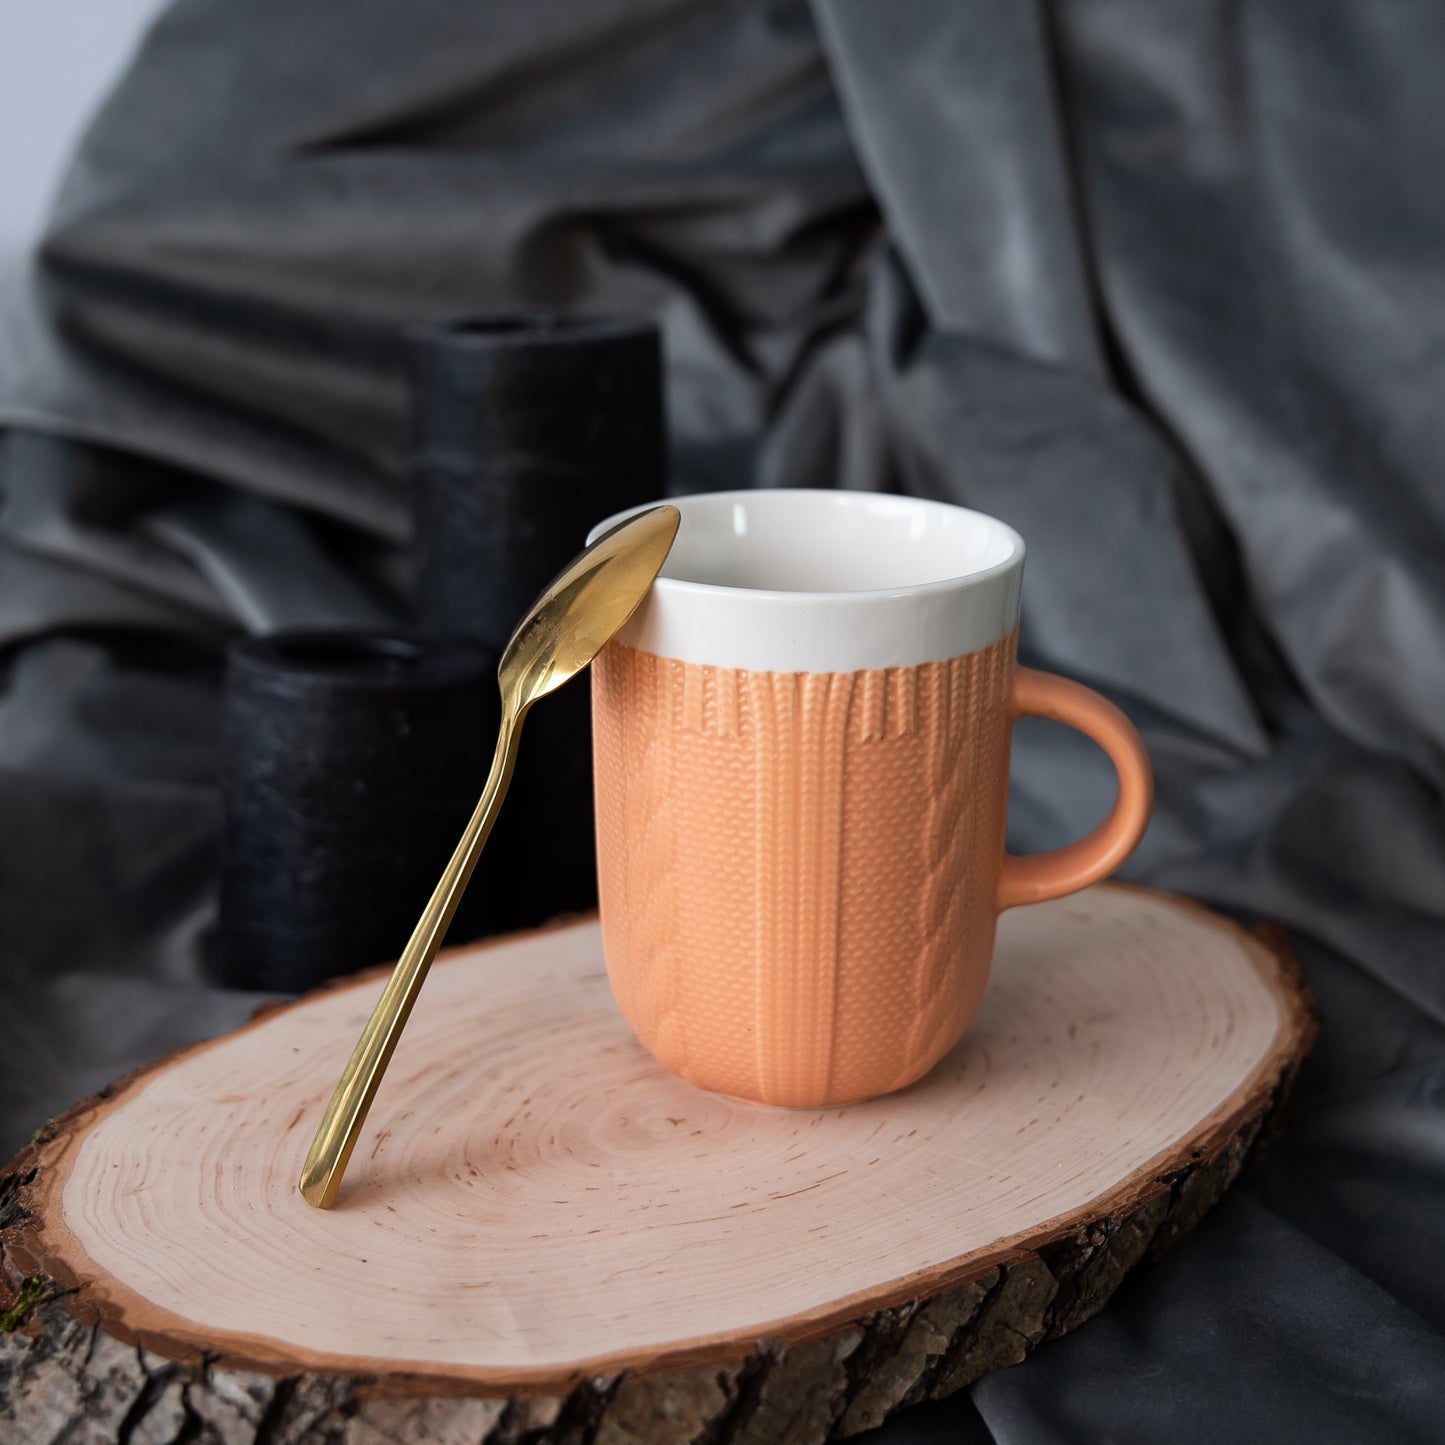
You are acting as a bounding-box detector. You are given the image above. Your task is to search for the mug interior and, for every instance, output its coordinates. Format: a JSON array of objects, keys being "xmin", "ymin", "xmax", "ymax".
[{"xmin": 646, "ymin": 492, "xmax": 1021, "ymax": 595}]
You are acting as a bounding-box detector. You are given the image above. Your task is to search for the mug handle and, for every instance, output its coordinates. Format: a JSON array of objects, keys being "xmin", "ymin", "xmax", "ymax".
[{"xmin": 996, "ymin": 667, "xmax": 1154, "ymax": 911}]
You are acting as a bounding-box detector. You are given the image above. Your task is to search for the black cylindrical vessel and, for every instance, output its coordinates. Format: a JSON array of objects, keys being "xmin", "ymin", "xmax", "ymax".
[
  {"xmin": 214, "ymin": 630, "xmax": 497, "ymax": 992},
  {"xmin": 407, "ymin": 315, "xmax": 666, "ymax": 930}
]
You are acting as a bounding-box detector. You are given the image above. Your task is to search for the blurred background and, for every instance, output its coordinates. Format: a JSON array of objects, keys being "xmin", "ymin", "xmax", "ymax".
[
  {"xmin": 0, "ymin": 1, "xmax": 167, "ymax": 267},
  {"xmin": 2, "ymin": 3, "xmax": 1443, "ymax": 1441}
]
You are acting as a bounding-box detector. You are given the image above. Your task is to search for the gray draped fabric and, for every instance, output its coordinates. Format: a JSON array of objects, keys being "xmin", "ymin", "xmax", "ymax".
[{"xmin": 3, "ymin": 2, "xmax": 1443, "ymax": 1439}]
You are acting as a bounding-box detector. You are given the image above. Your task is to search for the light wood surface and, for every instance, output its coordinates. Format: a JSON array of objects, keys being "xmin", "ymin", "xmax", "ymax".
[{"xmin": 1, "ymin": 884, "xmax": 1313, "ymax": 1443}]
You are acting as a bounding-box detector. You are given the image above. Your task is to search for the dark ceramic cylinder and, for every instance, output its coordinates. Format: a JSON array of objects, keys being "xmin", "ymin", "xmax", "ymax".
[
  {"xmin": 407, "ymin": 315, "xmax": 666, "ymax": 930},
  {"xmin": 215, "ymin": 630, "xmax": 497, "ymax": 992}
]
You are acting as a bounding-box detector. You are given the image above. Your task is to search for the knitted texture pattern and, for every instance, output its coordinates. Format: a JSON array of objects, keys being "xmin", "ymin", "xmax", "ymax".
[{"xmin": 592, "ymin": 634, "xmax": 1017, "ymax": 1107}]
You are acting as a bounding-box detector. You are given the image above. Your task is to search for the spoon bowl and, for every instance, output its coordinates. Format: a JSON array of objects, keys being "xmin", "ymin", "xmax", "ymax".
[{"xmin": 500, "ymin": 508, "xmax": 680, "ymax": 709}]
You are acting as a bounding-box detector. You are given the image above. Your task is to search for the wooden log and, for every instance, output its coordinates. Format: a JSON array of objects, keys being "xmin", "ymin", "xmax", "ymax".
[{"xmin": 0, "ymin": 885, "xmax": 1313, "ymax": 1443}]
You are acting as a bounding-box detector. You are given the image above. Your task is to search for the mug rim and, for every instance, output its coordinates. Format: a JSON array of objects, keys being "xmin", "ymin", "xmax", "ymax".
[
  {"xmin": 591, "ymin": 489, "xmax": 1025, "ymax": 673},
  {"xmin": 589, "ymin": 489, "xmax": 1026, "ymax": 604}
]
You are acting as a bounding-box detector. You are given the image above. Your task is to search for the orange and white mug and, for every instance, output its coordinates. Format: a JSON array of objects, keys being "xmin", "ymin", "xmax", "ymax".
[{"xmin": 589, "ymin": 491, "xmax": 1152, "ymax": 1108}]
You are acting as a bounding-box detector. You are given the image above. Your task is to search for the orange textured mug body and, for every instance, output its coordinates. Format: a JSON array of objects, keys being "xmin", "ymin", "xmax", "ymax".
[{"xmin": 590, "ymin": 492, "xmax": 1152, "ymax": 1108}]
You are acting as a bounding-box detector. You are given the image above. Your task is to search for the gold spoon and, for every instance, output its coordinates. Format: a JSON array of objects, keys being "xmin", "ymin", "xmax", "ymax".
[{"xmin": 299, "ymin": 504, "xmax": 681, "ymax": 1209}]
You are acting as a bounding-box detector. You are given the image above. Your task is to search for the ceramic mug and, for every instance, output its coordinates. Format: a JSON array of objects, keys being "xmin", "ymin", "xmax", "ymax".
[{"xmin": 589, "ymin": 491, "xmax": 1153, "ymax": 1108}]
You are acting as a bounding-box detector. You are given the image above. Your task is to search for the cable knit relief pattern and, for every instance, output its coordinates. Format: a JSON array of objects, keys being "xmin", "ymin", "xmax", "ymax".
[{"xmin": 593, "ymin": 634, "xmax": 1017, "ymax": 1108}]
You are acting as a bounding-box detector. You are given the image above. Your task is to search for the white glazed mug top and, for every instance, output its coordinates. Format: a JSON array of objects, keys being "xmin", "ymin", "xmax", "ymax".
[{"xmin": 587, "ymin": 490, "xmax": 1025, "ymax": 674}]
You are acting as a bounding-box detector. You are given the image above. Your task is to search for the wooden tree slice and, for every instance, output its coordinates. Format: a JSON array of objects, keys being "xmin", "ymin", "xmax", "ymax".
[{"xmin": 2, "ymin": 884, "xmax": 1313, "ymax": 1444}]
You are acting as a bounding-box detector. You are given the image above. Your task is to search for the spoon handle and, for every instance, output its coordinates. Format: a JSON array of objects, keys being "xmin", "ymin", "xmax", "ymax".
[{"xmin": 299, "ymin": 706, "xmax": 523, "ymax": 1209}]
